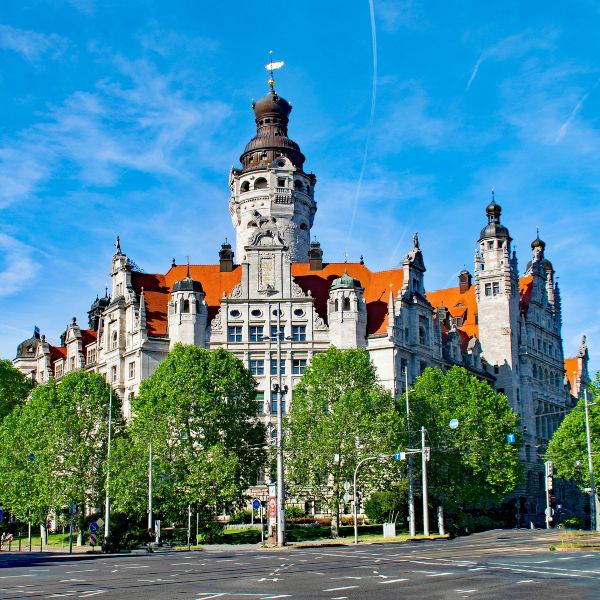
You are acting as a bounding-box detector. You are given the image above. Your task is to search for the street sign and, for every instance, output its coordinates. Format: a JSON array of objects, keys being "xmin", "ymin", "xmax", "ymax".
[
  {"xmin": 343, "ymin": 481, "xmax": 351, "ymax": 492},
  {"xmin": 252, "ymin": 499, "xmax": 261, "ymax": 510},
  {"xmin": 96, "ymin": 518, "xmax": 104, "ymax": 527},
  {"xmin": 343, "ymin": 492, "xmax": 351, "ymax": 503},
  {"xmin": 89, "ymin": 533, "xmax": 97, "ymax": 546},
  {"xmin": 393, "ymin": 451, "xmax": 406, "ymax": 461},
  {"xmin": 28, "ymin": 453, "xmax": 35, "ymax": 462},
  {"xmin": 89, "ymin": 521, "xmax": 99, "ymax": 533},
  {"xmin": 0, "ymin": 506, "xmax": 3, "ymax": 522},
  {"xmin": 506, "ymin": 433, "xmax": 516, "ymax": 444},
  {"xmin": 449, "ymin": 419, "xmax": 459, "ymax": 430}
]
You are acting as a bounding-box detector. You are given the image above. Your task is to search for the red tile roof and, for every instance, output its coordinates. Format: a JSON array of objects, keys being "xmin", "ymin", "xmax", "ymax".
[
  {"xmin": 426, "ymin": 285, "xmax": 479, "ymax": 339},
  {"xmin": 564, "ymin": 357, "xmax": 579, "ymax": 392},
  {"xmin": 81, "ymin": 329, "xmax": 98, "ymax": 347}
]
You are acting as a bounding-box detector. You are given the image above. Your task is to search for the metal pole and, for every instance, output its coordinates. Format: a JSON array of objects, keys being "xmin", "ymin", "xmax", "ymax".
[
  {"xmin": 187, "ymin": 505, "xmax": 191, "ymax": 550},
  {"xmin": 405, "ymin": 368, "xmax": 416, "ymax": 537},
  {"xmin": 260, "ymin": 504, "xmax": 264, "ymax": 544},
  {"xmin": 148, "ymin": 443, "xmax": 153, "ymax": 539},
  {"xmin": 69, "ymin": 505, "xmax": 73, "ymax": 554},
  {"xmin": 353, "ymin": 455, "xmax": 384, "ymax": 544},
  {"xmin": 544, "ymin": 461, "xmax": 552, "ymax": 529},
  {"xmin": 584, "ymin": 388, "xmax": 599, "ymax": 531},
  {"xmin": 276, "ymin": 304, "xmax": 285, "ymax": 547},
  {"xmin": 104, "ymin": 387, "xmax": 113, "ymax": 544},
  {"xmin": 422, "ymin": 426, "xmax": 429, "ymax": 536}
]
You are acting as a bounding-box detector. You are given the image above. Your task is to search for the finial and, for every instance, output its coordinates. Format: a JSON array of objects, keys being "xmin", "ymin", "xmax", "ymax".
[
  {"xmin": 140, "ymin": 286, "xmax": 144, "ymax": 294},
  {"xmin": 491, "ymin": 188, "xmax": 495, "ymax": 202},
  {"xmin": 265, "ymin": 50, "xmax": 284, "ymax": 91},
  {"xmin": 115, "ymin": 235, "xmax": 122, "ymax": 254},
  {"xmin": 536, "ymin": 226, "xmax": 540, "ymax": 239},
  {"xmin": 104, "ymin": 285, "xmax": 109, "ymax": 297},
  {"xmin": 185, "ymin": 256, "xmax": 191, "ymax": 278},
  {"xmin": 360, "ymin": 254, "xmax": 364, "ymax": 265},
  {"xmin": 344, "ymin": 251, "xmax": 348, "ymax": 264},
  {"xmin": 225, "ymin": 237, "xmax": 228, "ymax": 244},
  {"xmin": 172, "ymin": 257, "xmax": 176, "ymax": 267},
  {"xmin": 72, "ymin": 316, "xmax": 77, "ymax": 324}
]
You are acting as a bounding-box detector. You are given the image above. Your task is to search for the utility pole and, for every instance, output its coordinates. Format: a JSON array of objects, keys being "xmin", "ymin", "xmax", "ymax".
[
  {"xmin": 422, "ymin": 426, "xmax": 429, "ymax": 536},
  {"xmin": 104, "ymin": 387, "xmax": 113, "ymax": 545},
  {"xmin": 405, "ymin": 368, "xmax": 416, "ymax": 537},
  {"xmin": 584, "ymin": 388, "xmax": 599, "ymax": 531},
  {"xmin": 545, "ymin": 460, "xmax": 553, "ymax": 529},
  {"xmin": 148, "ymin": 443, "xmax": 153, "ymax": 541},
  {"xmin": 275, "ymin": 303, "xmax": 286, "ymax": 547}
]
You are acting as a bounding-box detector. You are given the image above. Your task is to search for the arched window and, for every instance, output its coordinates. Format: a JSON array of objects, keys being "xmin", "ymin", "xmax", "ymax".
[
  {"xmin": 343, "ymin": 297, "xmax": 351, "ymax": 311},
  {"xmin": 241, "ymin": 181, "xmax": 250, "ymax": 192},
  {"xmin": 183, "ymin": 299, "xmax": 190, "ymax": 313},
  {"xmin": 544, "ymin": 368, "xmax": 549, "ymax": 382},
  {"xmin": 294, "ymin": 180, "xmax": 303, "ymax": 191},
  {"xmin": 111, "ymin": 331, "xmax": 118, "ymax": 350},
  {"xmin": 334, "ymin": 299, "xmax": 339, "ymax": 312},
  {"xmin": 254, "ymin": 177, "xmax": 268, "ymax": 189},
  {"xmin": 299, "ymin": 223, "xmax": 308, "ymax": 230},
  {"xmin": 532, "ymin": 364, "xmax": 537, "ymax": 379}
]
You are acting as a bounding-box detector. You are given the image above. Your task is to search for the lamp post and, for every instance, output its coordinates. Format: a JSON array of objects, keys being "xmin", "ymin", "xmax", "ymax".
[
  {"xmin": 148, "ymin": 443, "xmax": 153, "ymax": 541},
  {"xmin": 404, "ymin": 368, "xmax": 416, "ymax": 537},
  {"xmin": 104, "ymin": 387, "xmax": 113, "ymax": 546},
  {"xmin": 583, "ymin": 388, "xmax": 599, "ymax": 531}
]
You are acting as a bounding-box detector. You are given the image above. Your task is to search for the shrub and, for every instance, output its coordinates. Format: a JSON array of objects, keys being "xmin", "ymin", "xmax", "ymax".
[
  {"xmin": 285, "ymin": 506, "xmax": 305, "ymax": 519},
  {"xmin": 197, "ymin": 521, "xmax": 224, "ymax": 544},
  {"xmin": 562, "ymin": 517, "xmax": 585, "ymax": 529},
  {"xmin": 230, "ymin": 510, "xmax": 253, "ymax": 524}
]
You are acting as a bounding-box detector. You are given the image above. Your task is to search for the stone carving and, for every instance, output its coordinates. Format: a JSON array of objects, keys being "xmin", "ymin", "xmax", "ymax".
[
  {"xmin": 292, "ymin": 282, "xmax": 306, "ymax": 298},
  {"xmin": 211, "ymin": 308, "xmax": 223, "ymax": 331},
  {"xmin": 230, "ymin": 283, "xmax": 243, "ymax": 299},
  {"xmin": 314, "ymin": 312, "xmax": 327, "ymax": 330}
]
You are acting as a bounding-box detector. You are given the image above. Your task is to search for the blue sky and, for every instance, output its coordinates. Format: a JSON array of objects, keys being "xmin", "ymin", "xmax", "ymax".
[{"xmin": 0, "ymin": 1, "xmax": 598, "ymax": 374}]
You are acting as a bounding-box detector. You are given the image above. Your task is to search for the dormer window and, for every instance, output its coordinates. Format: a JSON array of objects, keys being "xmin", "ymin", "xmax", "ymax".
[{"xmin": 111, "ymin": 331, "xmax": 118, "ymax": 350}]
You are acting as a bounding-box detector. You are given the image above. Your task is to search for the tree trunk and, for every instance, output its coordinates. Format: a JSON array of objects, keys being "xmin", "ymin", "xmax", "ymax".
[
  {"xmin": 39, "ymin": 523, "xmax": 48, "ymax": 546},
  {"xmin": 330, "ymin": 496, "xmax": 340, "ymax": 539}
]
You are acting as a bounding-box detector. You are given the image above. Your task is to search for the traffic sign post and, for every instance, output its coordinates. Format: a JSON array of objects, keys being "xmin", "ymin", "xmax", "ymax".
[
  {"xmin": 89, "ymin": 533, "xmax": 97, "ymax": 549},
  {"xmin": 393, "ymin": 451, "xmax": 406, "ymax": 461},
  {"xmin": 90, "ymin": 521, "xmax": 99, "ymax": 533},
  {"xmin": 506, "ymin": 433, "xmax": 516, "ymax": 444}
]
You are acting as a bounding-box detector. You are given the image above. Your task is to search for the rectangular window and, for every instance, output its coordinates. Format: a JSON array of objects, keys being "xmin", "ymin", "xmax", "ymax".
[
  {"xmin": 111, "ymin": 365, "xmax": 117, "ymax": 383},
  {"xmin": 292, "ymin": 358, "xmax": 307, "ymax": 375},
  {"xmin": 249, "ymin": 325, "xmax": 264, "ymax": 342},
  {"xmin": 419, "ymin": 316, "xmax": 428, "ymax": 345},
  {"xmin": 250, "ymin": 359, "xmax": 265, "ymax": 376},
  {"xmin": 492, "ymin": 281, "xmax": 500, "ymax": 296},
  {"xmin": 271, "ymin": 391, "xmax": 286, "ymax": 414},
  {"xmin": 488, "ymin": 241, "xmax": 494, "ymax": 249},
  {"xmin": 292, "ymin": 325, "xmax": 306, "ymax": 342},
  {"xmin": 70, "ymin": 356, "xmax": 75, "ymax": 371},
  {"xmin": 270, "ymin": 355, "xmax": 286, "ymax": 374},
  {"xmin": 128, "ymin": 361, "xmax": 135, "ymax": 379},
  {"xmin": 87, "ymin": 348, "xmax": 96, "ymax": 364},
  {"xmin": 256, "ymin": 391, "xmax": 264, "ymax": 415},
  {"xmin": 270, "ymin": 325, "xmax": 284, "ymax": 341},
  {"xmin": 277, "ymin": 178, "xmax": 285, "ymax": 187},
  {"xmin": 228, "ymin": 326, "xmax": 242, "ymax": 343},
  {"xmin": 56, "ymin": 364, "xmax": 63, "ymax": 378},
  {"xmin": 485, "ymin": 283, "xmax": 492, "ymax": 296}
]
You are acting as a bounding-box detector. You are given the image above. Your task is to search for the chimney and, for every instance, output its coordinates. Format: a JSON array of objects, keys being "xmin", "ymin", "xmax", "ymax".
[
  {"xmin": 308, "ymin": 240, "xmax": 323, "ymax": 271},
  {"xmin": 459, "ymin": 270, "xmax": 472, "ymax": 294},
  {"xmin": 219, "ymin": 240, "xmax": 234, "ymax": 272}
]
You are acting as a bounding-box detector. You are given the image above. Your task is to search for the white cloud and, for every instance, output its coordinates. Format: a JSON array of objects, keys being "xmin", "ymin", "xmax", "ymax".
[
  {"xmin": 0, "ymin": 234, "xmax": 40, "ymax": 296},
  {"xmin": 0, "ymin": 24, "xmax": 68, "ymax": 62},
  {"xmin": 376, "ymin": 1, "xmax": 426, "ymax": 33},
  {"xmin": 466, "ymin": 30, "xmax": 555, "ymax": 91}
]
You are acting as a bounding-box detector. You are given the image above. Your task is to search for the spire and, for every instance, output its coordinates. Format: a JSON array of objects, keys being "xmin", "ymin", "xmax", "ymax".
[
  {"xmin": 115, "ymin": 235, "xmax": 122, "ymax": 255},
  {"xmin": 185, "ymin": 256, "xmax": 191, "ymax": 278},
  {"xmin": 413, "ymin": 232, "xmax": 420, "ymax": 250},
  {"xmin": 265, "ymin": 50, "xmax": 285, "ymax": 92}
]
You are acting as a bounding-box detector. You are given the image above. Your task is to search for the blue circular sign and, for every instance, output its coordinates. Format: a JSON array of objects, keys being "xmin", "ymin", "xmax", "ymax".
[
  {"xmin": 252, "ymin": 499, "xmax": 261, "ymax": 510},
  {"xmin": 89, "ymin": 521, "xmax": 99, "ymax": 533},
  {"xmin": 28, "ymin": 453, "xmax": 35, "ymax": 462},
  {"xmin": 449, "ymin": 419, "xmax": 459, "ymax": 430}
]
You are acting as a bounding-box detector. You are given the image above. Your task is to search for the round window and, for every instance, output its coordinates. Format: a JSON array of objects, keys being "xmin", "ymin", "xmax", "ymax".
[
  {"xmin": 230, "ymin": 309, "xmax": 241, "ymax": 318},
  {"xmin": 272, "ymin": 309, "xmax": 284, "ymax": 317},
  {"xmin": 294, "ymin": 308, "xmax": 304, "ymax": 317},
  {"xmin": 251, "ymin": 309, "xmax": 262, "ymax": 318}
]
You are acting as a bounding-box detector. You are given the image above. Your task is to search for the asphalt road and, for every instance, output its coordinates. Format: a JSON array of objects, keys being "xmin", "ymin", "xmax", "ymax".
[{"xmin": 0, "ymin": 530, "xmax": 598, "ymax": 599}]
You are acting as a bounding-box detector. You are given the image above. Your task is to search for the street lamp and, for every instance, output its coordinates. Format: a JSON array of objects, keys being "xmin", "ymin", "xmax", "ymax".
[{"xmin": 583, "ymin": 388, "xmax": 599, "ymax": 531}]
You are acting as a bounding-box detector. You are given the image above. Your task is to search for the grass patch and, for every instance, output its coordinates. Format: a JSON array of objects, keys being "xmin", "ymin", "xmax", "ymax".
[{"xmin": 558, "ymin": 529, "xmax": 600, "ymax": 550}]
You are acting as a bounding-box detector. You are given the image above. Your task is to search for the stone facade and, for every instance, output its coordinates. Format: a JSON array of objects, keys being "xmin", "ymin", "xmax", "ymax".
[{"xmin": 14, "ymin": 80, "xmax": 590, "ymax": 524}]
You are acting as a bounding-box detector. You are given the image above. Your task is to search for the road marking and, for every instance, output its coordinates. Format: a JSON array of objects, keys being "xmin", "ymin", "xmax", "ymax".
[
  {"xmin": 0, "ymin": 575, "xmax": 36, "ymax": 579},
  {"xmin": 79, "ymin": 592, "xmax": 106, "ymax": 598},
  {"xmin": 426, "ymin": 572, "xmax": 453, "ymax": 577},
  {"xmin": 378, "ymin": 578, "xmax": 408, "ymax": 584},
  {"xmin": 558, "ymin": 556, "xmax": 577, "ymax": 560},
  {"xmin": 332, "ymin": 576, "xmax": 362, "ymax": 580},
  {"xmin": 322, "ymin": 586, "xmax": 359, "ymax": 592},
  {"xmin": 59, "ymin": 579, "xmax": 86, "ymax": 582},
  {"xmin": 123, "ymin": 565, "xmax": 149, "ymax": 569},
  {"xmin": 517, "ymin": 580, "xmax": 535, "ymax": 583},
  {"xmin": 64, "ymin": 570, "xmax": 98, "ymax": 574},
  {"xmin": 455, "ymin": 590, "xmax": 477, "ymax": 594}
]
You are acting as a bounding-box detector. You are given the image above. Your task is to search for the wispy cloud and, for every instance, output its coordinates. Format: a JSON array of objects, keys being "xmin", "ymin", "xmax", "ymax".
[
  {"xmin": 376, "ymin": 0, "xmax": 426, "ymax": 33},
  {"xmin": 0, "ymin": 234, "xmax": 40, "ymax": 296},
  {"xmin": 0, "ymin": 24, "xmax": 68, "ymax": 62},
  {"xmin": 466, "ymin": 30, "xmax": 555, "ymax": 91},
  {"xmin": 555, "ymin": 78, "xmax": 600, "ymax": 142},
  {"xmin": 0, "ymin": 55, "xmax": 233, "ymax": 206}
]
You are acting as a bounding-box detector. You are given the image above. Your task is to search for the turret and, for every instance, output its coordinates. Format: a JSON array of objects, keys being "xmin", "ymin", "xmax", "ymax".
[
  {"xmin": 168, "ymin": 266, "xmax": 208, "ymax": 349},
  {"xmin": 229, "ymin": 74, "xmax": 317, "ymax": 263},
  {"xmin": 327, "ymin": 270, "xmax": 367, "ymax": 348}
]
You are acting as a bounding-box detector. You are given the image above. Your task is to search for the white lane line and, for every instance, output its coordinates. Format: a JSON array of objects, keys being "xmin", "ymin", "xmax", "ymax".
[
  {"xmin": 123, "ymin": 565, "xmax": 149, "ymax": 569},
  {"xmin": 330, "ymin": 597, "xmax": 348, "ymax": 599},
  {"xmin": 322, "ymin": 586, "xmax": 359, "ymax": 592},
  {"xmin": 261, "ymin": 596, "xmax": 292, "ymax": 599},
  {"xmin": 517, "ymin": 580, "xmax": 535, "ymax": 584},
  {"xmin": 455, "ymin": 591, "xmax": 477, "ymax": 594},
  {"xmin": 331, "ymin": 576, "xmax": 362, "ymax": 580},
  {"xmin": 60, "ymin": 579, "xmax": 87, "ymax": 582},
  {"xmin": 378, "ymin": 578, "xmax": 408, "ymax": 584},
  {"xmin": 558, "ymin": 556, "xmax": 577, "ymax": 560},
  {"xmin": 0, "ymin": 574, "xmax": 36, "ymax": 579},
  {"xmin": 79, "ymin": 592, "xmax": 106, "ymax": 598},
  {"xmin": 426, "ymin": 572, "xmax": 454, "ymax": 577},
  {"xmin": 64, "ymin": 569, "xmax": 98, "ymax": 574}
]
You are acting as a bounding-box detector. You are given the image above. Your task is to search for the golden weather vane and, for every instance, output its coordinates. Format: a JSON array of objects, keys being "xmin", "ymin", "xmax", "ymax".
[{"xmin": 265, "ymin": 50, "xmax": 285, "ymax": 90}]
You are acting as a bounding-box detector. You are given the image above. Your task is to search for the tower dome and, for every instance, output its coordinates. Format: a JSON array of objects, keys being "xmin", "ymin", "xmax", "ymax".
[
  {"xmin": 479, "ymin": 198, "xmax": 511, "ymax": 240},
  {"xmin": 330, "ymin": 270, "xmax": 363, "ymax": 290}
]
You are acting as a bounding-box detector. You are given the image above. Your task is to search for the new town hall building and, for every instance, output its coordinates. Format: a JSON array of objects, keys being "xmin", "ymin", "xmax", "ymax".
[{"xmin": 14, "ymin": 78, "xmax": 591, "ymax": 525}]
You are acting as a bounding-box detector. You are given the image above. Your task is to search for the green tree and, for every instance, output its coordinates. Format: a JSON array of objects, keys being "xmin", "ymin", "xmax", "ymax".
[
  {"xmin": 285, "ymin": 347, "xmax": 404, "ymax": 537},
  {"xmin": 0, "ymin": 370, "xmax": 120, "ymax": 544},
  {"xmin": 111, "ymin": 344, "xmax": 265, "ymax": 522},
  {"xmin": 0, "ymin": 359, "xmax": 35, "ymax": 422},
  {"xmin": 410, "ymin": 367, "xmax": 523, "ymax": 512},
  {"xmin": 546, "ymin": 372, "xmax": 600, "ymax": 488}
]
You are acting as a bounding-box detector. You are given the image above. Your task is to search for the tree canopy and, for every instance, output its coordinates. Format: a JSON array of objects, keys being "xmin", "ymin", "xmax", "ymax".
[
  {"xmin": 0, "ymin": 359, "xmax": 35, "ymax": 422},
  {"xmin": 285, "ymin": 347, "xmax": 404, "ymax": 537},
  {"xmin": 546, "ymin": 372, "xmax": 600, "ymax": 488},
  {"xmin": 410, "ymin": 366, "xmax": 523, "ymax": 511},
  {"xmin": 111, "ymin": 344, "xmax": 265, "ymax": 521}
]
